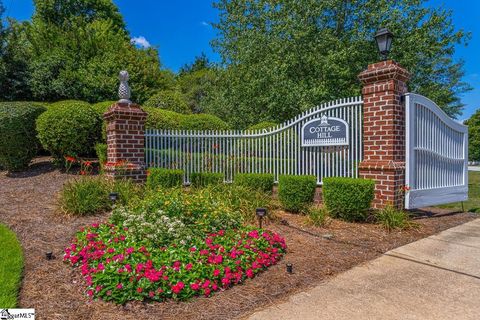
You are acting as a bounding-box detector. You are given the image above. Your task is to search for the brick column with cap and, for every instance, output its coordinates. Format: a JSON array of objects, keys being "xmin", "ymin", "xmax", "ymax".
[
  {"xmin": 358, "ymin": 60, "xmax": 411, "ymax": 209},
  {"xmin": 103, "ymin": 71, "xmax": 147, "ymax": 182}
]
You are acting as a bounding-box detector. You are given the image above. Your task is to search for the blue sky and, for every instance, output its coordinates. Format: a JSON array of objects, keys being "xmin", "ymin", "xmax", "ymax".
[{"xmin": 3, "ymin": 0, "xmax": 479, "ymax": 119}]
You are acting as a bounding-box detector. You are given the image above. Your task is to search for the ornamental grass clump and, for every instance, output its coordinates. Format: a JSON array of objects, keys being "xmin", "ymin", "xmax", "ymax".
[
  {"xmin": 59, "ymin": 177, "xmax": 111, "ymax": 215},
  {"xmin": 375, "ymin": 205, "xmax": 418, "ymax": 231}
]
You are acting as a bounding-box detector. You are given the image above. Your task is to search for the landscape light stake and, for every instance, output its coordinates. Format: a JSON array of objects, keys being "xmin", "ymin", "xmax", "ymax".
[
  {"xmin": 286, "ymin": 263, "xmax": 293, "ymax": 274},
  {"xmin": 256, "ymin": 208, "xmax": 267, "ymax": 229},
  {"xmin": 46, "ymin": 251, "xmax": 53, "ymax": 260},
  {"xmin": 109, "ymin": 192, "xmax": 119, "ymax": 206},
  {"xmin": 374, "ymin": 28, "xmax": 394, "ymax": 60}
]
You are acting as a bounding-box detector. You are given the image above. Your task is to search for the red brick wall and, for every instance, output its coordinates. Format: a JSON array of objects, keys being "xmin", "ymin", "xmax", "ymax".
[
  {"xmin": 358, "ymin": 60, "xmax": 411, "ymax": 209},
  {"xmin": 103, "ymin": 103, "xmax": 148, "ymax": 182}
]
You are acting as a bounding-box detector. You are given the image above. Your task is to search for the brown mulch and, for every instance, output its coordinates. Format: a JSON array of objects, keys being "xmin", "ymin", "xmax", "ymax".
[{"xmin": 0, "ymin": 157, "xmax": 477, "ymax": 320}]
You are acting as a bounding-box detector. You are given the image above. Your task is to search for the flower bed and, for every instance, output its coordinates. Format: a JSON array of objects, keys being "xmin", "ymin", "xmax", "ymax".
[{"xmin": 64, "ymin": 223, "xmax": 286, "ymax": 304}]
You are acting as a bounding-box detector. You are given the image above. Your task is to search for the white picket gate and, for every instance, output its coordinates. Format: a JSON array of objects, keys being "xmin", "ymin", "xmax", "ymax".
[
  {"xmin": 405, "ymin": 93, "xmax": 469, "ymax": 209},
  {"xmin": 145, "ymin": 97, "xmax": 364, "ymax": 185}
]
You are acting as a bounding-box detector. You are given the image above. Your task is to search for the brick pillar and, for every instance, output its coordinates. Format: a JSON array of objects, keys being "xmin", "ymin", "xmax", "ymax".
[
  {"xmin": 103, "ymin": 102, "xmax": 147, "ymax": 182},
  {"xmin": 358, "ymin": 60, "xmax": 411, "ymax": 209}
]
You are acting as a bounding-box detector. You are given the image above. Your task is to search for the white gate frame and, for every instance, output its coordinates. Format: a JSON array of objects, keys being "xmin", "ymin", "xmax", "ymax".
[{"xmin": 405, "ymin": 93, "xmax": 468, "ymax": 209}]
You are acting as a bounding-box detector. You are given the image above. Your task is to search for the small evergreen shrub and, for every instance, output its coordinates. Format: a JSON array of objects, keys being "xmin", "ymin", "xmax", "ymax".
[
  {"xmin": 59, "ymin": 177, "xmax": 111, "ymax": 215},
  {"xmin": 190, "ymin": 172, "xmax": 224, "ymax": 187},
  {"xmin": 144, "ymin": 107, "xmax": 184, "ymax": 130},
  {"xmin": 36, "ymin": 101, "xmax": 102, "ymax": 162},
  {"xmin": 322, "ymin": 177, "xmax": 375, "ymax": 221},
  {"xmin": 49, "ymin": 100, "xmax": 90, "ymax": 109},
  {"xmin": 180, "ymin": 114, "xmax": 230, "ymax": 130},
  {"xmin": 144, "ymin": 90, "xmax": 190, "ymax": 114},
  {"xmin": 247, "ymin": 121, "xmax": 277, "ymax": 131},
  {"xmin": 278, "ymin": 175, "xmax": 317, "ymax": 212},
  {"xmin": 146, "ymin": 168, "xmax": 184, "ymax": 189},
  {"xmin": 375, "ymin": 205, "xmax": 417, "ymax": 231},
  {"xmin": 235, "ymin": 173, "xmax": 274, "ymax": 193},
  {"xmin": 0, "ymin": 102, "xmax": 47, "ymax": 171},
  {"xmin": 92, "ymin": 100, "xmax": 116, "ymax": 115}
]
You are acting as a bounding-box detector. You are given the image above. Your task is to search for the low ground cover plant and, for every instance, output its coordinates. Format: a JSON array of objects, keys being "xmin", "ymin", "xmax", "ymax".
[
  {"xmin": 0, "ymin": 102, "xmax": 46, "ymax": 171},
  {"xmin": 65, "ymin": 184, "xmax": 286, "ymax": 304},
  {"xmin": 235, "ymin": 173, "xmax": 274, "ymax": 193},
  {"xmin": 322, "ymin": 177, "xmax": 375, "ymax": 221},
  {"xmin": 278, "ymin": 175, "xmax": 317, "ymax": 212},
  {"xmin": 305, "ymin": 206, "xmax": 330, "ymax": 227},
  {"xmin": 0, "ymin": 224, "xmax": 24, "ymax": 307}
]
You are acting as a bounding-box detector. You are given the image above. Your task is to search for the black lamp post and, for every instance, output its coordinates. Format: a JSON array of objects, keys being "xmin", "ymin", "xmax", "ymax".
[
  {"xmin": 256, "ymin": 208, "xmax": 267, "ymax": 229},
  {"xmin": 109, "ymin": 192, "xmax": 119, "ymax": 205},
  {"xmin": 374, "ymin": 28, "xmax": 394, "ymax": 60}
]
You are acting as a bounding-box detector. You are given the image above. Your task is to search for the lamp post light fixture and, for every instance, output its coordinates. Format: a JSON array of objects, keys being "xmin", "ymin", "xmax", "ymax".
[
  {"xmin": 256, "ymin": 207, "xmax": 267, "ymax": 229},
  {"xmin": 109, "ymin": 192, "xmax": 119, "ymax": 204},
  {"xmin": 374, "ymin": 28, "xmax": 394, "ymax": 60},
  {"xmin": 286, "ymin": 263, "xmax": 293, "ymax": 274}
]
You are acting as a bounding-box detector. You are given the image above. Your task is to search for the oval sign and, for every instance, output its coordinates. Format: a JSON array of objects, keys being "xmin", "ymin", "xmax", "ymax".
[{"xmin": 301, "ymin": 115, "xmax": 349, "ymax": 147}]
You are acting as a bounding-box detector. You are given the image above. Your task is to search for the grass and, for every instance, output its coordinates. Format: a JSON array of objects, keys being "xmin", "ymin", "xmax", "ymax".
[
  {"xmin": 0, "ymin": 224, "xmax": 24, "ymax": 307},
  {"xmin": 437, "ymin": 171, "xmax": 480, "ymax": 213},
  {"xmin": 375, "ymin": 205, "xmax": 417, "ymax": 231}
]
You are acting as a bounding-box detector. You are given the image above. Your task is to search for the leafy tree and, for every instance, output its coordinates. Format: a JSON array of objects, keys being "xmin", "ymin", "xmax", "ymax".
[
  {"xmin": 465, "ymin": 109, "xmax": 480, "ymax": 161},
  {"xmin": 177, "ymin": 54, "xmax": 216, "ymax": 113},
  {"xmin": 208, "ymin": 0, "xmax": 471, "ymax": 128}
]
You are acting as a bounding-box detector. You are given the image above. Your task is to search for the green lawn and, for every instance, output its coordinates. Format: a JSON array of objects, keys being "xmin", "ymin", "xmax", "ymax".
[
  {"xmin": 0, "ymin": 224, "xmax": 24, "ymax": 308},
  {"xmin": 437, "ymin": 171, "xmax": 480, "ymax": 213}
]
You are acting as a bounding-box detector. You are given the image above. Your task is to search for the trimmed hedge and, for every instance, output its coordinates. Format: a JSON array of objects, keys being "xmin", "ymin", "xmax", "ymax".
[
  {"xmin": 322, "ymin": 177, "xmax": 375, "ymax": 221},
  {"xmin": 180, "ymin": 114, "xmax": 230, "ymax": 130},
  {"xmin": 0, "ymin": 102, "xmax": 47, "ymax": 171},
  {"xmin": 49, "ymin": 100, "xmax": 90, "ymax": 109},
  {"xmin": 146, "ymin": 168, "xmax": 184, "ymax": 189},
  {"xmin": 92, "ymin": 100, "xmax": 116, "ymax": 115},
  {"xmin": 235, "ymin": 173, "xmax": 274, "ymax": 193},
  {"xmin": 144, "ymin": 107, "xmax": 183, "ymax": 130},
  {"xmin": 190, "ymin": 172, "xmax": 224, "ymax": 187},
  {"xmin": 278, "ymin": 175, "xmax": 317, "ymax": 212},
  {"xmin": 36, "ymin": 101, "xmax": 102, "ymax": 161},
  {"xmin": 144, "ymin": 90, "xmax": 190, "ymax": 114},
  {"xmin": 247, "ymin": 121, "xmax": 277, "ymax": 131}
]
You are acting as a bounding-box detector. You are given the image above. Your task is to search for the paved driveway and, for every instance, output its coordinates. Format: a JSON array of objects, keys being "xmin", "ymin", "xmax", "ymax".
[
  {"xmin": 248, "ymin": 219, "xmax": 480, "ymax": 320},
  {"xmin": 469, "ymin": 166, "xmax": 480, "ymax": 171}
]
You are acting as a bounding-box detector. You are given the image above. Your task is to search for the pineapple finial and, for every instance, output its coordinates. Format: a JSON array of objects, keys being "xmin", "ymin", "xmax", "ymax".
[{"xmin": 118, "ymin": 70, "xmax": 131, "ymax": 103}]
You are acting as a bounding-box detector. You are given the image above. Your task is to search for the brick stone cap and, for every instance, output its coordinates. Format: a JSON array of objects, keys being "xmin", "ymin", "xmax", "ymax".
[
  {"xmin": 358, "ymin": 60, "xmax": 411, "ymax": 84},
  {"xmin": 359, "ymin": 160, "xmax": 406, "ymax": 171},
  {"xmin": 103, "ymin": 102, "xmax": 148, "ymax": 121}
]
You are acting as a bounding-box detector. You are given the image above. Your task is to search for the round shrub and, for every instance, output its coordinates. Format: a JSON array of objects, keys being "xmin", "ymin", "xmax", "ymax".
[
  {"xmin": 49, "ymin": 100, "xmax": 90, "ymax": 109},
  {"xmin": 0, "ymin": 102, "xmax": 47, "ymax": 171},
  {"xmin": 190, "ymin": 172, "xmax": 224, "ymax": 187},
  {"xmin": 144, "ymin": 107, "xmax": 184, "ymax": 130},
  {"xmin": 146, "ymin": 168, "xmax": 184, "ymax": 189},
  {"xmin": 247, "ymin": 121, "xmax": 277, "ymax": 131},
  {"xmin": 36, "ymin": 101, "xmax": 102, "ymax": 161},
  {"xmin": 144, "ymin": 90, "xmax": 190, "ymax": 114},
  {"xmin": 278, "ymin": 175, "xmax": 317, "ymax": 213},
  {"xmin": 235, "ymin": 173, "xmax": 274, "ymax": 193},
  {"xmin": 92, "ymin": 100, "xmax": 116, "ymax": 115},
  {"xmin": 322, "ymin": 177, "xmax": 375, "ymax": 221},
  {"xmin": 180, "ymin": 114, "xmax": 230, "ymax": 130}
]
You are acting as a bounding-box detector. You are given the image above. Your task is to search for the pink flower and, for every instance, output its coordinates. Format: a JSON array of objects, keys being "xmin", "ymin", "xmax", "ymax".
[
  {"xmin": 126, "ymin": 247, "xmax": 134, "ymax": 255},
  {"xmin": 190, "ymin": 283, "xmax": 200, "ymax": 291},
  {"xmin": 95, "ymin": 285, "xmax": 102, "ymax": 292},
  {"xmin": 149, "ymin": 291, "xmax": 155, "ymax": 298},
  {"xmin": 200, "ymin": 249, "xmax": 209, "ymax": 255},
  {"xmin": 248, "ymin": 230, "xmax": 259, "ymax": 239},
  {"xmin": 172, "ymin": 281, "xmax": 185, "ymax": 294},
  {"xmin": 87, "ymin": 289, "xmax": 94, "ymax": 297},
  {"xmin": 125, "ymin": 264, "xmax": 132, "ymax": 272},
  {"xmin": 246, "ymin": 269, "xmax": 254, "ymax": 278},
  {"xmin": 213, "ymin": 269, "xmax": 221, "ymax": 277},
  {"xmin": 107, "ymin": 248, "xmax": 115, "ymax": 254},
  {"xmin": 204, "ymin": 288, "xmax": 211, "ymax": 297},
  {"xmin": 190, "ymin": 247, "xmax": 197, "ymax": 252},
  {"xmin": 185, "ymin": 263, "xmax": 193, "ymax": 271},
  {"xmin": 116, "ymin": 283, "xmax": 123, "ymax": 289},
  {"xmin": 202, "ymin": 280, "xmax": 210, "ymax": 289},
  {"xmin": 137, "ymin": 287, "xmax": 143, "ymax": 293},
  {"xmin": 221, "ymin": 277, "xmax": 230, "ymax": 286},
  {"xmin": 97, "ymin": 263, "xmax": 105, "ymax": 271}
]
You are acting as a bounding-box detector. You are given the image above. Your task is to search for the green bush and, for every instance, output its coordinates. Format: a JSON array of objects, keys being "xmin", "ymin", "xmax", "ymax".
[
  {"xmin": 322, "ymin": 177, "xmax": 375, "ymax": 221},
  {"xmin": 375, "ymin": 205, "xmax": 417, "ymax": 231},
  {"xmin": 278, "ymin": 175, "xmax": 317, "ymax": 212},
  {"xmin": 146, "ymin": 168, "xmax": 184, "ymax": 189},
  {"xmin": 95, "ymin": 143, "xmax": 107, "ymax": 171},
  {"xmin": 144, "ymin": 107, "xmax": 184, "ymax": 130},
  {"xmin": 49, "ymin": 100, "xmax": 90, "ymax": 109},
  {"xmin": 180, "ymin": 113, "xmax": 230, "ymax": 130},
  {"xmin": 235, "ymin": 173, "xmax": 274, "ymax": 193},
  {"xmin": 190, "ymin": 172, "xmax": 224, "ymax": 187},
  {"xmin": 144, "ymin": 90, "xmax": 190, "ymax": 114},
  {"xmin": 92, "ymin": 100, "xmax": 116, "ymax": 115},
  {"xmin": 247, "ymin": 121, "xmax": 277, "ymax": 131},
  {"xmin": 0, "ymin": 102, "xmax": 47, "ymax": 171},
  {"xmin": 111, "ymin": 179, "xmax": 144, "ymax": 207},
  {"xmin": 36, "ymin": 101, "xmax": 102, "ymax": 162},
  {"xmin": 59, "ymin": 177, "xmax": 111, "ymax": 215}
]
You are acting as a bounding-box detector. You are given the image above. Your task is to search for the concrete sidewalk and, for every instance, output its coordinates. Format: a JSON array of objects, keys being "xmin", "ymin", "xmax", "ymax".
[{"xmin": 248, "ymin": 219, "xmax": 480, "ymax": 320}]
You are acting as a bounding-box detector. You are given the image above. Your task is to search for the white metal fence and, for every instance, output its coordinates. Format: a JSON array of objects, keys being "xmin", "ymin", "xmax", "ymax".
[
  {"xmin": 145, "ymin": 97, "xmax": 363, "ymax": 185},
  {"xmin": 405, "ymin": 93, "xmax": 468, "ymax": 209}
]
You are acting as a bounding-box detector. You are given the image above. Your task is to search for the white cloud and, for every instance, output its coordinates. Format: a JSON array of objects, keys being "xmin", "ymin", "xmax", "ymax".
[
  {"xmin": 131, "ymin": 36, "xmax": 151, "ymax": 49},
  {"xmin": 201, "ymin": 21, "xmax": 209, "ymax": 27}
]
